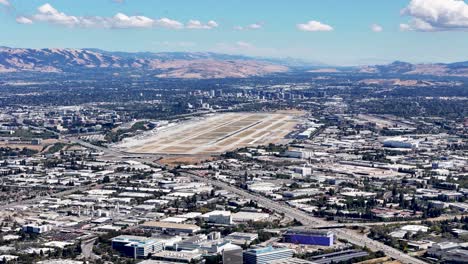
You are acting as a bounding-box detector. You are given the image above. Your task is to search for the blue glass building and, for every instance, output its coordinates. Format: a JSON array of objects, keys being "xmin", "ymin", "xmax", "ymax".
[{"xmin": 283, "ymin": 229, "xmax": 334, "ymax": 246}]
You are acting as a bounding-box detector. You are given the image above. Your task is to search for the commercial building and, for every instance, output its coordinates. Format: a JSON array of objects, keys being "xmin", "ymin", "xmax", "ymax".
[
  {"xmin": 232, "ymin": 212, "xmax": 270, "ymax": 223},
  {"xmin": 202, "ymin": 210, "xmax": 233, "ymax": 225},
  {"xmin": 223, "ymin": 247, "xmax": 243, "ymax": 264},
  {"xmin": 293, "ymin": 166, "xmax": 312, "ymax": 177},
  {"xmin": 283, "ymin": 229, "xmax": 334, "ymax": 246},
  {"xmin": 439, "ymin": 249, "xmax": 468, "ymax": 263},
  {"xmin": 140, "ymin": 221, "xmax": 201, "ymax": 234},
  {"xmin": 427, "ymin": 242, "xmax": 460, "ymax": 256},
  {"xmin": 22, "ymin": 224, "xmax": 52, "ymax": 234},
  {"xmin": 175, "ymin": 233, "xmax": 240, "ymax": 254},
  {"xmin": 401, "ymin": 225, "xmax": 429, "ymax": 234},
  {"xmin": 270, "ymin": 258, "xmax": 316, "ymax": 264},
  {"xmin": 428, "ymin": 242, "xmax": 468, "ymax": 263},
  {"xmin": 283, "ymin": 150, "xmax": 313, "ymax": 159},
  {"xmin": 36, "ymin": 260, "xmax": 83, "ymax": 264},
  {"xmin": 111, "ymin": 235, "xmax": 163, "ymax": 258},
  {"xmin": 382, "ymin": 137, "xmax": 418, "ymax": 149},
  {"xmin": 225, "ymin": 232, "xmax": 259, "ymax": 246},
  {"xmin": 309, "ymin": 250, "xmax": 369, "ymax": 264},
  {"xmin": 243, "ymin": 246, "xmax": 294, "ymax": 264},
  {"xmin": 247, "ymin": 182, "xmax": 281, "ymax": 194},
  {"xmin": 152, "ymin": 250, "xmax": 203, "ymax": 263}
]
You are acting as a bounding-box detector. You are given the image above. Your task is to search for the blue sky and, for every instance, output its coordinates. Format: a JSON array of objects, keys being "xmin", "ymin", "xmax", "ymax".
[{"xmin": 1, "ymin": 0, "xmax": 468, "ymax": 65}]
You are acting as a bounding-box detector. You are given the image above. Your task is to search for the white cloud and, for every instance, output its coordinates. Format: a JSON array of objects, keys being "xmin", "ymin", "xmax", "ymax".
[
  {"xmin": 247, "ymin": 23, "xmax": 262, "ymax": 30},
  {"xmin": 0, "ymin": 0, "xmax": 10, "ymax": 7},
  {"xmin": 16, "ymin": 16, "xmax": 33, "ymax": 24},
  {"xmin": 110, "ymin": 13, "xmax": 155, "ymax": 28},
  {"xmin": 401, "ymin": 0, "xmax": 468, "ymax": 31},
  {"xmin": 32, "ymin": 3, "xmax": 81, "ymax": 27},
  {"xmin": 400, "ymin": 23, "xmax": 412, "ymax": 31},
  {"xmin": 155, "ymin": 18, "xmax": 184, "ymax": 29},
  {"xmin": 297, "ymin": 20, "xmax": 333, "ymax": 32},
  {"xmin": 235, "ymin": 41, "xmax": 254, "ymax": 48},
  {"xmin": 186, "ymin": 20, "xmax": 218, "ymax": 29},
  {"xmin": 17, "ymin": 3, "xmax": 213, "ymax": 30},
  {"xmin": 23, "ymin": 3, "xmax": 158, "ymax": 28},
  {"xmin": 371, "ymin": 23, "xmax": 383, "ymax": 32},
  {"xmin": 234, "ymin": 23, "xmax": 263, "ymax": 30}
]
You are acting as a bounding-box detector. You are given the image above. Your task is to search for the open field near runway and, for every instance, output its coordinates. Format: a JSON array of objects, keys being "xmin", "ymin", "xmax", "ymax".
[{"xmin": 116, "ymin": 112, "xmax": 301, "ymax": 155}]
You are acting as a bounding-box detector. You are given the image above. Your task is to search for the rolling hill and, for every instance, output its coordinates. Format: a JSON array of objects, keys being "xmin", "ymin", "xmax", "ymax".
[{"xmin": 0, "ymin": 47, "xmax": 289, "ymax": 79}]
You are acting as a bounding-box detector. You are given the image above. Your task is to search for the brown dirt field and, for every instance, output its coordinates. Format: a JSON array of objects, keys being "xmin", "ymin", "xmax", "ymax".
[
  {"xmin": 0, "ymin": 139, "xmax": 60, "ymax": 152},
  {"xmin": 202, "ymin": 147, "xmax": 222, "ymax": 152},
  {"xmin": 161, "ymin": 146, "xmax": 194, "ymax": 152},
  {"xmin": 275, "ymin": 109, "xmax": 306, "ymax": 115},
  {"xmin": 0, "ymin": 144, "xmax": 44, "ymax": 151},
  {"xmin": 158, "ymin": 156, "xmax": 216, "ymax": 167}
]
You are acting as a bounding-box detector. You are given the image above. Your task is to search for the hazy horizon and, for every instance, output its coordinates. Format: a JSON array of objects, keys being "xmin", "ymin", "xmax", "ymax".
[{"xmin": 1, "ymin": 0, "xmax": 468, "ymax": 65}]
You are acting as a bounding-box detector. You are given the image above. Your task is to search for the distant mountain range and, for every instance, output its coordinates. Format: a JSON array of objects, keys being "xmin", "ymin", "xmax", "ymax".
[
  {"xmin": 0, "ymin": 47, "xmax": 290, "ymax": 79},
  {"xmin": 358, "ymin": 60, "xmax": 468, "ymax": 77},
  {"xmin": 0, "ymin": 47, "xmax": 467, "ymax": 78}
]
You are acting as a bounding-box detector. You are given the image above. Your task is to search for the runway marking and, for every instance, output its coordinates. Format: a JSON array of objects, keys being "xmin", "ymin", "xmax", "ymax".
[{"xmin": 118, "ymin": 112, "xmax": 301, "ymax": 155}]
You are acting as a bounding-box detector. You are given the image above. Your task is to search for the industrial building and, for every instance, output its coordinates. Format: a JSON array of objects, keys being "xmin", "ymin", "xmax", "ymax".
[{"xmin": 283, "ymin": 229, "xmax": 334, "ymax": 246}]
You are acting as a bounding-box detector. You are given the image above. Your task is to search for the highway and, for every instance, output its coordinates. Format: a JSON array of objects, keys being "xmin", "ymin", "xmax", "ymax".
[
  {"xmin": 65, "ymin": 138, "xmax": 429, "ymax": 264},
  {"xmin": 80, "ymin": 237, "xmax": 98, "ymax": 261},
  {"xmin": 181, "ymin": 171, "xmax": 428, "ymax": 264},
  {"xmin": 338, "ymin": 214, "xmax": 466, "ymax": 227}
]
